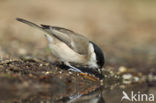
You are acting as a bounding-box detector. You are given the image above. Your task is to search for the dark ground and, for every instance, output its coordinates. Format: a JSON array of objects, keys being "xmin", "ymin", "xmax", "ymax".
[{"xmin": 0, "ymin": 55, "xmax": 155, "ymax": 103}]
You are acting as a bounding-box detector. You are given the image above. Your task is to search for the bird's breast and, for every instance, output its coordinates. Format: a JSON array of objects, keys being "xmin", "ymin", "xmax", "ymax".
[{"xmin": 49, "ymin": 40, "xmax": 86, "ymax": 64}]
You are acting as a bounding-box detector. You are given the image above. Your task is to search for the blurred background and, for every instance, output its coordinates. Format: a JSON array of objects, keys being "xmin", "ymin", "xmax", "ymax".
[{"xmin": 0, "ymin": 0, "xmax": 156, "ymax": 72}]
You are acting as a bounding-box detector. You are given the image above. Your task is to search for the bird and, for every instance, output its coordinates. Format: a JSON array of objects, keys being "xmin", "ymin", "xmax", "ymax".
[{"xmin": 16, "ymin": 18, "xmax": 104, "ymax": 74}]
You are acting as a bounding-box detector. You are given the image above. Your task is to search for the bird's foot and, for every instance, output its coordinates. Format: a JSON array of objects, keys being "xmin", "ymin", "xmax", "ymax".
[
  {"xmin": 64, "ymin": 62, "xmax": 83, "ymax": 73},
  {"xmin": 68, "ymin": 66, "xmax": 83, "ymax": 73},
  {"xmin": 64, "ymin": 62, "xmax": 102, "ymax": 81}
]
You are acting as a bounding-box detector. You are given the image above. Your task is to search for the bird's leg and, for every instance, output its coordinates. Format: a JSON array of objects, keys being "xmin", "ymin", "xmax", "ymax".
[
  {"xmin": 65, "ymin": 62, "xmax": 101, "ymax": 81},
  {"xmin": 65, "ymin": 62, "xmax": 83, "ymax": 73}
]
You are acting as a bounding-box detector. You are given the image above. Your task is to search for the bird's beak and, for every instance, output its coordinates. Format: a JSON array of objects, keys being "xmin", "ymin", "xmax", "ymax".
[{"xmin": 97, "ymin": 68, "xmax": 102, "ymax": 75}]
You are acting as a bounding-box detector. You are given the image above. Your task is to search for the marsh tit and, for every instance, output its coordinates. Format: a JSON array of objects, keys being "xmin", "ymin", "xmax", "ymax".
[{"xmin": 16, "ymin": 18, "xmax": 104, "ymax": 74}]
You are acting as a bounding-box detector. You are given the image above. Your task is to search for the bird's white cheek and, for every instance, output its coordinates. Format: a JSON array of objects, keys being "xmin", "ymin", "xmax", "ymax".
[{"xmin": 88, "ymin": 43, "xmax": 98, "ymax": 68}]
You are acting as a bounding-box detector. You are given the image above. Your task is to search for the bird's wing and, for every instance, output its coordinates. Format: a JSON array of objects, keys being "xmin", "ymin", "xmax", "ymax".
[
  {"xmin": 16, "ymin": 18, "xmax": 89, "ymax": 55},
  {"xmin": 41, "ymin": 25, "xmax": 89, "ymax": 55}
]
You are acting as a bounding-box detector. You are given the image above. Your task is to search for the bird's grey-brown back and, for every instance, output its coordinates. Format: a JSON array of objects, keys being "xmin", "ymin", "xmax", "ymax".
[
  {"xmin": 16, "ymin": 18, "xmax": 89, "ymax": 55},
  {"xmin": 41, "ymin": 25, "xmax": 90, "ymax": 55}
]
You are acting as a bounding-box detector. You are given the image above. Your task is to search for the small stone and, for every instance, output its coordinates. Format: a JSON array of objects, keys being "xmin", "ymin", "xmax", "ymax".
[
  {"xmin": 68, "ymin": 71, "xmax": 72, "ymax": 74},
  {"xmin": 45, "ymin": 63, "xmax": 49, "ymax": 66},
  {"xmin": 118, "ymin": 66, "xmax": 128, "ymax": 73},
  {"xmin": 45, "ymin": 71, "xmax": 50, "ymax": 75},
  {"xmin": 39, "ymin": 64, "xmax": 43, "ymax": 67},
  {"xmin": 148, "ymin": 74, "xmax": 156, "ymax": 82},
  {"xmin": 59, "ymin": 71, "xmax": 62, "ymax": 74},
  {"xmin": 134, "ymin": 76, "xmax": 139, "ymax": 82},
  {"xmin": 122, "ymin": 73, "xmax": 132, "ymax": 80},
  {"xmin": 122, "ymin": 73, "xmax": 133, "ymax": 84}
]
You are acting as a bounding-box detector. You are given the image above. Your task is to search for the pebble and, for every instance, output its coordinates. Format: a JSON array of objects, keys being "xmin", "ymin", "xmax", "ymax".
[
  {"xmin": 122, "ymin": 73, "xmax": 132, "ymax": 80},
  {"xmin": 118, "ymin": 66, "xmax": 128, "ymax": 73},
  {"xmin": 148, "ymin": 74, "xmax": 156, "ymax": 82},
  {"xmin": 122, "ymin": 73, "xmax": 133, "ymax": 84},
  {"xmin": 59, "ymin": 71, "xmax": 62, "ymax": 74},
  {"xmin": 39, "ymin": 64, "xmax": 43, "ymax": 67},
  {"xmin": 45, "ymin": 71, "xmax": 50, "ymax": 75},
  {"xmin": 134, "ymin": 76, "xmax": 139, "ymax": 82},
  {"xmin": 68, "ymin": 71, "xmax": 72, "ymax": 74}
]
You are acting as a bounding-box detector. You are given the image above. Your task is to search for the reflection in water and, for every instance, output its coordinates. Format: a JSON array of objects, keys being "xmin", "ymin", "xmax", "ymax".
[
  {"xmin": 56, "ymin": 86, "xmax": 105, "ymax": 103},
  {"xmin": 56, "ymin": 81, "xmax": 156, "ymax": 103},
  {"xmin": 0, "ymin": 78, "xmax": 155, "ymax": 103},
  {"xmin": 98, "ymin": 94, "xmax": 105, "ymax": 103}
]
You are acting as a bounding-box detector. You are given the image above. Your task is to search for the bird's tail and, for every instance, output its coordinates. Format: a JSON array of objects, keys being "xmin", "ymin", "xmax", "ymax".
[{"xmin": 16, "ymin": 18, "xmax": 46, "ymax": 32}]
